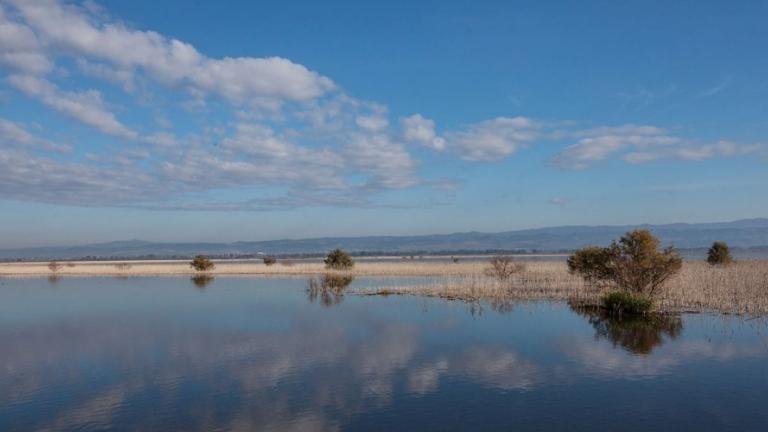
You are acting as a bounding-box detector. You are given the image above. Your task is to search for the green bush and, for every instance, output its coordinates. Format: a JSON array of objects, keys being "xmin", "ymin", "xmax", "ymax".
[
  {"xmin": 190, "ymin": 254, "xmax": 215, "ymax": 272},
  {"xmin": 263, "ymin": 256, "xmax": 277, "ymax": 266},
  {"xmin": 707, "ymin": 241, "xmax": 734, "ymax": 266},
  {"xmin": 568, "ymin": 230, "xmax": 682, "ymax": 296},
  {"xmin": 324, "ymin": 248, "xmax": 354, "ymax": 270},
  {"xmin": 602, "ymin": 291, "xmax": 653, "ymax": 315}
]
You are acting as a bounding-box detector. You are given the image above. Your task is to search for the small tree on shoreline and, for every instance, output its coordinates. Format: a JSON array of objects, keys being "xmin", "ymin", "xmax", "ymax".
[
  {"xmin": 48, "ymin": 261, "xmax": 62, "ymax": 273},
  {"xmin": 190, "ymin": 254, "xmax": 215, "ymax": 272},
  {"xmin": 324, "ymin": 248, "xmax": 354, "ymax": 270},
  {"xmin": 567, "ymin": 230, "xmax": 682, "ymax": 297},
  {"xmin": 263, "ymin": 256, "xmax": 277, "ymax": 266},
  {"xmin": 707, "ymin": 241, "xmax": 733, "ymax": 266}
]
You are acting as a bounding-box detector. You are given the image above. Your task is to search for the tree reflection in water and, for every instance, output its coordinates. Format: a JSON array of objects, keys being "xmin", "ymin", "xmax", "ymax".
[
  {"xmin": 306, "ymin": 274, "xmax": 354, "ymax": 307},
  {"xmin": 466, "ymin": 298, "xmax": 517, "ymax": 317},
  {"xmin": 569, "ymin": 304, "xmax": 683, "ymax": 354},
  {"xmin": 191, "ymin": 274, "xmax": 215, "ymax": 289}
]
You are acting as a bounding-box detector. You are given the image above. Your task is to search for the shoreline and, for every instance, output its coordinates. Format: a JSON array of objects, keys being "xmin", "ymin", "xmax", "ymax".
[{"xmin": 2, "ymin": 259, "xmax": 766, "ymax": 316}]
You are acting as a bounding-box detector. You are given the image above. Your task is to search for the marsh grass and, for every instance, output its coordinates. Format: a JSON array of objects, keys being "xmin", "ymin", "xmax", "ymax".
[
  {"xmin": 356, "ymin": 260, "xmax": 768, "ymax": 316},
  {"xmin": 2, "ymin": 259, "xmax": 766, "ymax": 315}
]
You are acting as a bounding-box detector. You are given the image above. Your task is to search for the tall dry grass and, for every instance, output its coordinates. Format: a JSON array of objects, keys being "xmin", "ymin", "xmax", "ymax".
[
  {"xmin": 358, "ymin": 260, "xmax": 768, "ymax": 316},
  {"xmin": 659, "ymin": 260, "xmax": 768, "ymax": 315}
]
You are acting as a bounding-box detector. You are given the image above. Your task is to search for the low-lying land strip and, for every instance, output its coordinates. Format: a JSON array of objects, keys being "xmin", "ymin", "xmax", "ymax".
[{"xmin": 2, "ymin": 259, "xmax": 766, "ymax": 315}]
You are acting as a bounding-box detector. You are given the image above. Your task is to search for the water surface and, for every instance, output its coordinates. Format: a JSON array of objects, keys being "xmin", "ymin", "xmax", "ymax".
[{"xmin": 0, "ymin": 277, "xmax": 766, "ymax": 431}]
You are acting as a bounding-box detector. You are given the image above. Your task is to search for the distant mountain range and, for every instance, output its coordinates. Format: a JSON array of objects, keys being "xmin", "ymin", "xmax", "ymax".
[{"xmin": 1, "ymin": 218, "xmax": 767, "ymax": 261}]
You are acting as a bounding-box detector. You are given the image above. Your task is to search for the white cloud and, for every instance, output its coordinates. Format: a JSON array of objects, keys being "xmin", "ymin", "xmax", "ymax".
[
  {"xmin": 625, "ymin": 141, "xmax": 763, "ymax": 164},
  {"xmin": 548, "ymin": 197, "xmax": 568, "ymax": 206},
  {"xmin": 401, "ymin": 114, "xmax": 445, "ymax": 150},
  {"xmin": 445, "ymin": 116, "xmax": 537, "ymax": 161},
  {"xmin": 355, "ymin": 114, "xmax": 389, "ymax": 132},
  {"xmin": 0, "ymin": 117, "xmax": 71, "ymax": 152},
  {"xmin": 345, "ymin": 133, "xmax": 417, "ymax": 189},
  {"xmin": 0, "ymin": 4, "xmax": 53, "ymax": 74},
  {"xmin": 0, "ymin": 0, "xmax": 763, "ymax": 212},
  {"xmin": 221, "ymin": 124, "xmax": 295, "ymax": 158},
  {"xmin": 4, "ymin": 0, "xmax": 334, "ymax": 103},
  {"xmin": 698, "ymin": 77, "xmax": 731, "ymax": 98},
  {"xmin": 141, "ymin": 131, "xmax": 177, "ymax": 148},
  {"xmin": 7, "ymin": 74, "xmax": 138, "ymax": 139},
  {"xmin": 551, "ymin": 124, "xmax": 680, "ymax": 170}
]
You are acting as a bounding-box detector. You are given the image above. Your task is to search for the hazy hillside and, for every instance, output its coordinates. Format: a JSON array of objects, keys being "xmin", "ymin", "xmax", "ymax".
[{"xmin": 1, "ymin": 218, "xmax": 767, "ymax": 260}]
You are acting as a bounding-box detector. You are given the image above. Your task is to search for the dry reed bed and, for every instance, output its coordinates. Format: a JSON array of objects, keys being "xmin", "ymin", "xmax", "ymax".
[{"xmin": 358, "ymin": 260, "xmax": 768, "ymax": 316}]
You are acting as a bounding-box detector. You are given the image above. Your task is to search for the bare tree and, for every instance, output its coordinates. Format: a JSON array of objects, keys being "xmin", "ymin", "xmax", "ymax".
[{"xmin": 485, "ymin": 255, "xmax": 525, "ymax": 281}]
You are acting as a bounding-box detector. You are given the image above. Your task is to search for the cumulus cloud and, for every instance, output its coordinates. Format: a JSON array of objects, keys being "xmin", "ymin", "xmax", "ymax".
[
  {"xmin": 551, "ymin": 125, "xmax": 766, "ymax": 169},
  {"xmin": 3, "ymin": 0, "xmax": 334, "ymax": 103},
  {"xmin": 0, "ymin": 0, "xmax": 762, "ymax": 211},
  {"xmin": 355, "ymin": 114, "xmax": 389, "ymax": 132},
  {"xmin": 624, "ymin": 141, "xmax": 763, "ymax": 164},
  {"xmin": 551, "ymin": 124, "xmax": 681, "ymax": 170},
  {"xmin": 0, "ymin": 4, "xmax": 53, "ymax": 74},
  {"xmin": 444, "ymin": 116, "xmax": 537, "ymax": 161},
  {"xmin": 7, "ymin": 74, "xmax": 138, "ymax": 139},
  {"xmin": 0, "ymin": 118, "xmax": 71, "ymax": 152},
  {"xmin": 345, "ymin": 133, "xmax": 417, "ymax": 189},
  {"xmin": 401, "ymin": 114, "xmax": 445, "ymax": 150}
]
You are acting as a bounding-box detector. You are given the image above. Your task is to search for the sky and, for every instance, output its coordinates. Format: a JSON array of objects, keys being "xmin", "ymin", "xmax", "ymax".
[{"xmin": 0, "ymin": 0, "xmax": 767, "ymax": 248}]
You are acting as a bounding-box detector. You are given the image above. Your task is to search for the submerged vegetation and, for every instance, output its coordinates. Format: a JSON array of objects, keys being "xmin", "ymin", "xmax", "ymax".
[
  {"xmin": 306, "ymin": 274, "xmax": 355, "ymax": 306},
  {"xmin": 601, "ymin": 291, "xmax": 653, "ymax": 315}
]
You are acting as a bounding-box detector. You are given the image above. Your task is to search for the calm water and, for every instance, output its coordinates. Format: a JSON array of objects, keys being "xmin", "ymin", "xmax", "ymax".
[{"xmin": 0, "ymin": 277, "xmax": 766, "ymax": 431}]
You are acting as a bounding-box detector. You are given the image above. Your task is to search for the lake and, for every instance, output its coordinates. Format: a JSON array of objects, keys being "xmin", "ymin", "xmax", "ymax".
[{"xmin": 1, "ymin": 276, "xmax": 766, "ymax": 431}]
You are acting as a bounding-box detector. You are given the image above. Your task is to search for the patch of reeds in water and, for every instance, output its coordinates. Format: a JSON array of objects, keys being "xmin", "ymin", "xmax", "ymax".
[{"xmin": 358, "ymin": 260, "xmax": 768, "ymax": 316}]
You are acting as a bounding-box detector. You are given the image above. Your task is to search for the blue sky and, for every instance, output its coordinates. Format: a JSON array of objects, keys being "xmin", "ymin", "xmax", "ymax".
[{"xmin": 0, "ymin": 0, "xmax": 766, "ymax": 247}]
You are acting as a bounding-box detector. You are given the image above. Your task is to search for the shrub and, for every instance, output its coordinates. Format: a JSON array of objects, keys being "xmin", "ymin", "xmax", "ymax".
[
  {"xmin": 48, "ymin": 261, "xmax": 62, "ymax": 273},
  {"xmin": 190, "ymin": 254, "xmax": 215, "ymax": 272},
  {"xmin": 324, "ymin": 248, "xmax": 354, "ymax": 270},
  {"xmin": 568, "ymin": 230, "xmax": 682, "ymax": 296},
  {"xmin": 263, "ymin": 256, "xmax": 277, "ymax": 266},
  {"xmin": 707, "ymin": 241, "xmax": 734, "ymax": 266},
  {"xmin": 485, "ymin": 255, "xmax": 525, "ymax": 281},
  {"xmin": 602, "ymin": 291, "xmax": 653, "ymax": 315}
]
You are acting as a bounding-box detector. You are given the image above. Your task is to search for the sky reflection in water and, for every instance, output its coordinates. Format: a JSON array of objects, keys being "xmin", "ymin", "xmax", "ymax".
[{"xmin": 0, "ymin": 276, "xmax": 766, "ymax": 431}]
